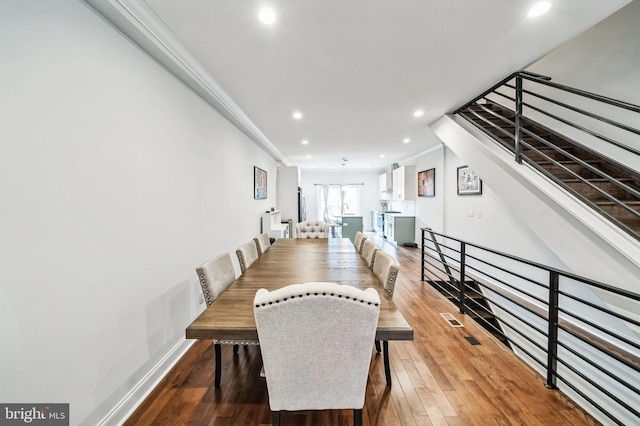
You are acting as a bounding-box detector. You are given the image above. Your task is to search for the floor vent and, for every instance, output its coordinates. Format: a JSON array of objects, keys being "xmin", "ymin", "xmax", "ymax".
[
  {"xmin": 440, "ymin": 313, "xmax": 464, "ymax": 327},
  {"xmin": 465, "ymin": 336, "xmax": 481, "ymax": 345}
]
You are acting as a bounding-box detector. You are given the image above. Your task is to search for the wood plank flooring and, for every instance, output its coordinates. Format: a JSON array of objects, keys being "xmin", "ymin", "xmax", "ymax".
[{"xmin": 124, "ymin": 234, "xmax": 599, "ymax": 425}]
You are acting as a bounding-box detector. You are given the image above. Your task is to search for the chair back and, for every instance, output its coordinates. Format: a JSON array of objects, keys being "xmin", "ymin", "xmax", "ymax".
[
  {"xmin": 353, "ymin": 231, "xmax": 367, "ymax": 254},
  {"xmin": 254, "ymin": 232, "xmax": 271, "ymax": 257},
  {"xmin": 295, "ymin": 220, "xmax": 329, "ymax": 238},
  {"xmin": 372, "ymin": 251, "xmax": 400, "ymax": 298},
  {"xmin": 361, "ymin": 239, "xmax": 379, "ymax": 269},
  {"xmin": 254, "ymin": 282, "xmax": 380, "ymax": 412},
  {"xmin": 236, "ymin": 240, "xmax": 259, "ymax": 273},
  {"xmin": 195, "ymin": 253, "xmax": 236, "ymax": 305}
]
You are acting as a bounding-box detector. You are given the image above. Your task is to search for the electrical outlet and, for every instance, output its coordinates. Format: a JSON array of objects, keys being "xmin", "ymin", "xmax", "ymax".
[{"xmin": 467, "ymin": 209, "xmax": 474, "ymax": 217}]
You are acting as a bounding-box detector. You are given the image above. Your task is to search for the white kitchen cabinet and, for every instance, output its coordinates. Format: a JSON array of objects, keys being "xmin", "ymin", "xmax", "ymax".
[
  {"xmin": 392, "ymin": 166, "xmax": 416, "ymax": 200},
  {"xmin": 378, "ymin": 172, "xmax": 392, "ymax": 200}
]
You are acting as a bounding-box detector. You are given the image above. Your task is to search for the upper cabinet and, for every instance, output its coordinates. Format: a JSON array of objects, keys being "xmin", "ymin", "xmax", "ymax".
[
  {"xmin": 378, "ymin": 172, "xmax": 392, "ymax": 200},
  {"xmin": 392, "ymin": 166, "xmax": 416, "ymax": 200}
]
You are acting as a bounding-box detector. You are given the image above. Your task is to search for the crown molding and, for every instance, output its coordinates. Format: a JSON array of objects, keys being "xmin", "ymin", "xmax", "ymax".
[{"xmin": 84, "ymin": 0, "xmax": 289, "ymax": 165}]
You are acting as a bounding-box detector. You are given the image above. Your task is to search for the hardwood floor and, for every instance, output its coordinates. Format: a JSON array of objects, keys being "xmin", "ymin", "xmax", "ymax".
[{"xmin": 124, "ymin": 234, "xmax": 599, "ymax": 425}]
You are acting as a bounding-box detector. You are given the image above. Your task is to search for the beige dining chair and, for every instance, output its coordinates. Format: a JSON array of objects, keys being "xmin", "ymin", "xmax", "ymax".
[
  {"xmin": 360, "ymin": 239, "xmax": 379, "ymax": 269},
  {"xmin": 254, "ymin": 282, "xmax": 380, "ymax": 426},
  {"xmin": 295, "ymin": 220, "xmax": 329, "ymax": 238},
  {"xmin": 254, "ymin": 232, "xmax": 271, "ymax": 257},
  {"xmin": 353, "ymin": 231, "xmax": 367, "ymax": 254},
  {"xmin": 372, "ymin": 250, "xmax": 400, "ymax": 299},
  {"xmin": 370, "ymin": 250, "xmax": 401, "ymax": 386},
  {"xmin": 236, "ymin": 240, "xmax": 259, "ymax": 273},
  {"xmin": 196, "ymin": 252, "xmax": 258, "ymax": 388}
]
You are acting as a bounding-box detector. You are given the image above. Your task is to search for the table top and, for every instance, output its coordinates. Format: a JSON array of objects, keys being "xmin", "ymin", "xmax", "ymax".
[{"xmin": 186, "ymin": 238, "xmax": 413, "ymax": 341}]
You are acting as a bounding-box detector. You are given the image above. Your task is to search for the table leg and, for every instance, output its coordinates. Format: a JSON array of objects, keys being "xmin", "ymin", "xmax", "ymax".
[
  {"xmin": 383, "ymin": 341, "xmax": 391, "ymax": 387},
  {"xmin": 214, "ymin": 343, "xmax": 222, "ymax": 388}
]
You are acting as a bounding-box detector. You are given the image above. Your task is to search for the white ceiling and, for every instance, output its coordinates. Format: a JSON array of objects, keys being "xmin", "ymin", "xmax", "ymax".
[{"xmin": 90, "ymin": 0, "xmax": 631, "ymax": 171}]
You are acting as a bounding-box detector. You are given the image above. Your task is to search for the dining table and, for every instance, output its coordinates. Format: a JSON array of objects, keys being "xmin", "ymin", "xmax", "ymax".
[{"xmin": 186, "ymin": 237, "xmax": 414, "ymax": 387}]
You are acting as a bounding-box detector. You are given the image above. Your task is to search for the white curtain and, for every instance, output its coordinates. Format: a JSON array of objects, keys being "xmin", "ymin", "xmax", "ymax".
[{"xmin": 316, "ymin": 184, "xmax": 362, "ymax": 224}]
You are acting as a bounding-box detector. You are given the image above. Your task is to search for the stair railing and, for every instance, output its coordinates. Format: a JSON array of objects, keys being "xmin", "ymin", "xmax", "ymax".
[
  {"xmin": 455, "ymin": 71, "xmax": 640, "ymax": 238},
  {"xmin": 421, "ymin": 227, "xmax": 640, "ymax": 426},
  {"xmin": 455, "ymin": 70, "xmax": 640, "ymax": 159}
]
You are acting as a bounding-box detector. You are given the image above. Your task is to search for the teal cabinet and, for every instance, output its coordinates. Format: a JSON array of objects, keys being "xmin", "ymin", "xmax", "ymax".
[{"xmin": 340, "ymin": 216, "xmax": 363, "ymax": 243}]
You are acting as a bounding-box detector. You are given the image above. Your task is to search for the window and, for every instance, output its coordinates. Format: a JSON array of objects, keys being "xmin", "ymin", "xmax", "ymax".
[{"xmin": 316, "ymin": 184, "xmax": 362, "ymax": 224}]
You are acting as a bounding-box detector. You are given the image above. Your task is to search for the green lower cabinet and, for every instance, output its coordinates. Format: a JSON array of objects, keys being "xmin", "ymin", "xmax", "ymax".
[
  {"xmin": 390, "ymin": 216, "xmax": 415, "ymax": 245},
  {"xmin": 340, "ymin": 216, "xmax": 363, "ymax": 243}
]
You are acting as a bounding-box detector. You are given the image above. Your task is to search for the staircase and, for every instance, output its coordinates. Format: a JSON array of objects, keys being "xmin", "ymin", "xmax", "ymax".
[{"xmin": 458, "ymin": 99, "xmax": 640, "ymax": 239}]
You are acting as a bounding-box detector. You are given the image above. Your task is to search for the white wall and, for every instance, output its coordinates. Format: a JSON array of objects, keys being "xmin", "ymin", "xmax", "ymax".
[
  {"xmin": 406, "ymin": 140, "xmax": 568, "ymax": 268},
  {"xmin": 412, "ymin": 146, "xmax": 445, "ymax": 240},
  {"xmin": 525, "ymin": 0, "xmax": 640, "ymax": 171},
  {"xmin": 0, "ymin": 1, "xmax": 277, "ymax": 424},
  {"xmin": 300, "ymin": 170, "xmax": 381, "ymax": 230}
]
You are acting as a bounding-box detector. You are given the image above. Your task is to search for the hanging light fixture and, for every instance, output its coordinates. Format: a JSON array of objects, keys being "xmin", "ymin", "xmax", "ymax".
[
  {"xmin": 341, "ymin": 158, "xmax": 348, "ymax": 215},
  {"xmin": 341, "ymin": 158, "xmax": 348, "ymax": 190}
]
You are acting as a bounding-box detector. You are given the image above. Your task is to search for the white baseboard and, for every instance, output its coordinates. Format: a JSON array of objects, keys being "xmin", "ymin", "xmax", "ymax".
[{"xmin": 97, "ymin": 338, "xmax": 195, "ymax": 426}]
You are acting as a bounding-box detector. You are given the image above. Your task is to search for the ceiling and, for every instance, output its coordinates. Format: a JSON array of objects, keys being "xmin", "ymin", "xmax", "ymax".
[{"xmin": 89, "ymin": 0, "xmax": 631, "ymax": 171}]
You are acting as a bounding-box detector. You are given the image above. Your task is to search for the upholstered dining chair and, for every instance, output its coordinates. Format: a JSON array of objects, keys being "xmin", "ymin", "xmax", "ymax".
[
  {"xmin": 254, "ymin": 232, "xmax": 271, "ymax": 257},
  {"xmin": 295, "ymin": 220, "xmax": 329, "ymax": 238},
  {"xmin": 370, "ymin": 250, "xmax": 401, "ymax": 385},
  {"xmin": 353, "ymin": 231, "xmax": 367, "ymax": 254},
  {"xmin": 254, "ymin": 282, "xmax": 380, "ymax": 426},
  {"xmin": 372, "ymin": 250, "xmax": 400, "ymax": 299},
  {"xmin": 236, "ymin": 240, "xmax": 259, "ymax": 273},
  {"xmin": 196, "ymin": 252, "xmax": 258, "ymax": 387},
  {"xmin": 360, "ymin": 239, "xmax": 379, "ymax": 269}
]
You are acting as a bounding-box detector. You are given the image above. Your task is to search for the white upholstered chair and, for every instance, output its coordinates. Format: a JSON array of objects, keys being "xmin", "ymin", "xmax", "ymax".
[
  {"xmin": 196, "ymin": 252, "xmax": 258, "ymax": 387},
  {"xmin": 295, "ymin": 220, "xmax": 329, "ymax": 238},
  {"xmin": 360, "ymin": 239, "xmax": 379, "ymax": 269},
  {"xmin": 254, "ymin": 282, "xmax": 380, "ymax": 426},
  {"xmin": 372, "ymin": 250, "xmax": 400, "ymax": 299},
  {"xmin": 254, "ymin": 232, "xmax": 271, "ymax": 257},
  {"xmin": 236, "ymin": 240, "xmax": 259, "ymax": 273},
  {"xmin": 353, "ymin": 231, "xmax": 367, "ymax": 254},
  {"xmin": 370, "ymin": 250, "xmax": 401, "ymax": 385}
]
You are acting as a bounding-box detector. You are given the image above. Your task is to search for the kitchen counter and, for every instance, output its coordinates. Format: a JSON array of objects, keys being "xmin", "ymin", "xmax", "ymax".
[{"xmin": 375, "ymin": 211, "xmax": 415, "ymax": 218}]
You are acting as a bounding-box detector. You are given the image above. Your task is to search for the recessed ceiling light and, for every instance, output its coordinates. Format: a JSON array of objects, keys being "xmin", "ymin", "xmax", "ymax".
[
  {"xmin": 413, "ymin": 109, "xmax": 424, "ymax": 118},
  {"xmin": 379, "ymin": 154, "xmax": 385, "ymax": 158},
  {"xmin": 528, "ymin": 2, "xmax": 551, "ymax": 18},
  {"xmin": 403, "ymin": 138, "xmax": 410, "ymax": 143},
  {"xmin": 258, "ymin": 7, "xmax": 276, "ymax": 25},
  {"xmin": 306, "ymin": 155, "xmax": 311, "ymax": 159},
  {"xmin": 301, "ymin": 140, "xmax": 309, "ymax": 145},
  {"xmin": 292, "ymin": 111, "xmax": 302, "ymax": 120}
]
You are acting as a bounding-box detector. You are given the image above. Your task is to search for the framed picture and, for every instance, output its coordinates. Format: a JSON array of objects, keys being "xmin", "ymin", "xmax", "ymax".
[
  {"xmin": 457, "ymin": 165, "xmax": 482, "ymax": 195},
  {"xmin": 418, "ymin": 168, "xmax": 435, "ymax": 197},
  {"xmin": 254, "ymin": 167, "xmax": 267, "ymax": 200}
]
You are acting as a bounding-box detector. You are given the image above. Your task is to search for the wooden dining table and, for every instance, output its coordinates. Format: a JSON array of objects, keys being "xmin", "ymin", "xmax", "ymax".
[{"xmin": 186, "ymin": 237, "xmax": 414, "ymax": 386}]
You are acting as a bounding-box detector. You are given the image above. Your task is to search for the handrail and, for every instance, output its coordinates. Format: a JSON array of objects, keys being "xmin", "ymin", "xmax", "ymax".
[
  {"xmin": 519, "ymin": 72, "xmax": 640, "ymax": 114},
  {"xmin": 421, "ymin": 228, "xmax": 640, "ymax": 425}
]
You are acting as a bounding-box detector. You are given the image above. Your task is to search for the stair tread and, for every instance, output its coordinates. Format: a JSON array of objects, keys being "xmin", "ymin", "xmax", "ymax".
[{"xmin": 594, "ymin": 200, "xmax": 640, "ymax": 205}]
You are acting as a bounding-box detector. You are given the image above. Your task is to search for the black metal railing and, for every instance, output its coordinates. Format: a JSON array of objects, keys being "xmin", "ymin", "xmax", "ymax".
[
  {"xmin": 454, "ymin": 71, "xmax": 640, "ymax": 239},
  {"xmin": 421, "ymin": 227, "xmax": 640, "ymax": 426}
]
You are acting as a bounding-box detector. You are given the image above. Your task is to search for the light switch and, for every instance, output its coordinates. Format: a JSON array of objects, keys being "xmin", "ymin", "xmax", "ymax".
[
  {"xmin": 477, "ymin": 210, "xmax": 483, "ymax": 218},
  {"xmin": 467, "ymin": 209, "xmax": 474, "ymax": 217}
]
